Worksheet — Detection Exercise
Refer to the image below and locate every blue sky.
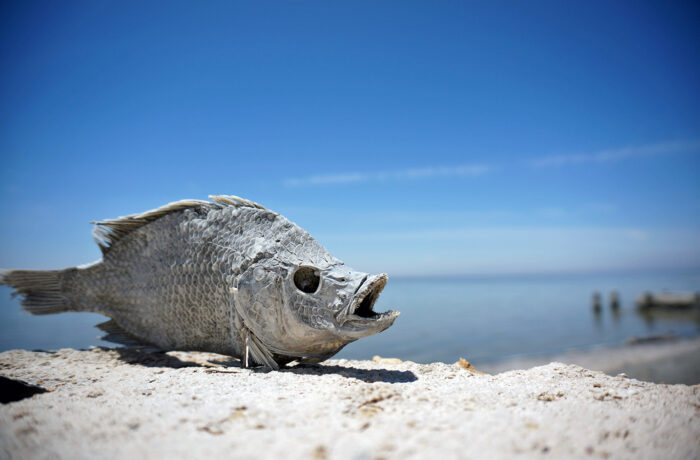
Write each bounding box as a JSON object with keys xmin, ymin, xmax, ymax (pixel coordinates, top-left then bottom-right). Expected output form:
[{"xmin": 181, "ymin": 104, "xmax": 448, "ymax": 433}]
[{"xmin": 1, "ymin": 1, "xmax": 699, "ymax": 276}]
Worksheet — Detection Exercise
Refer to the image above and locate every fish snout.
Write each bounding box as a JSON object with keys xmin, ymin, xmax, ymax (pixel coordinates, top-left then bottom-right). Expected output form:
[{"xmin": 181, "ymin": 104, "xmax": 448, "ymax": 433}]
[{"xmin": 337, "ymin": 273, "xmax": 399, "ymax": 337}]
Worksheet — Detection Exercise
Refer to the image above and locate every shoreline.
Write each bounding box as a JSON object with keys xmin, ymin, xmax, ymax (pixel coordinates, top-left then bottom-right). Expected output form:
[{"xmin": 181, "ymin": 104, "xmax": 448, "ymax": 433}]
[
  {"xmin": 2, "ymin": 332, "xmax": 699, "ymax": 385},
  {"xmin": 477, "ymin": 335, "xmax": 700, "ymax": 384}
]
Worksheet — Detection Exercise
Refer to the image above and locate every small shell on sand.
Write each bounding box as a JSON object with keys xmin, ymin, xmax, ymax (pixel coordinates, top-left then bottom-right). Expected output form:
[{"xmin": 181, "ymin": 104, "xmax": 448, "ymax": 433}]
[
  {"xmin": 372, "ymin": 355, "xmax": 403, "ymax": 365},
  {"xmin": 455, "ymin": 357, "xmax": 485, "ymax": 374}
]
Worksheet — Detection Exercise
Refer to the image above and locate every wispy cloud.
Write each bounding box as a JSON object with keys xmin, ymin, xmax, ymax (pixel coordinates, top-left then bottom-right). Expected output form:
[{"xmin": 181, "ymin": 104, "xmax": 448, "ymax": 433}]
[
  {"xmin": 534, "ymin": 203, "xmax": 617, "ymax": 219},
  {"xmin": 322, "ymin": 226, "xmax": 700, "ymax": 276},
  {"xmin": 283, "ymin": 164, "xmax": 491, "ymax": 187},
  {"xmin": 529, "ymin": 140, "xmax": 700, "ymax": 168},
  {"xmin": 282, "ymin": 140, "xmax": 700, "ymax": 187},
  {"xmin": 322, "ymin": 226, "xmax": 652, "ymax": 242}
]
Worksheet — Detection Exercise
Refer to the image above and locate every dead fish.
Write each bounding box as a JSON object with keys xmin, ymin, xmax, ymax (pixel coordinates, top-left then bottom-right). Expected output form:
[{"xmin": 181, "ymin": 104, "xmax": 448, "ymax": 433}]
[{"xmin": 0, "ymin": 195, "xmax": 400, "ymax": 369}]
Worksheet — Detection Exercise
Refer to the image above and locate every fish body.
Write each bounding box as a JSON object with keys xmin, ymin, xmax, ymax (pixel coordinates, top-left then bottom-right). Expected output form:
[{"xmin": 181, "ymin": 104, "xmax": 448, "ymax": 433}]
[{"xmin": 1, "ymin": 195, "xmax": 399, "ymax": 369}]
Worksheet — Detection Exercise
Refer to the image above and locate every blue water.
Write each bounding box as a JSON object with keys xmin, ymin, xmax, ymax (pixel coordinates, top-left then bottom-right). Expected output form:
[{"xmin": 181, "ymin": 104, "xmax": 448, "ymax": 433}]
[
  {"xmin": 338, "ymin": 270, "xmax": 700, "ymax": 364},
  {"xmin": 1, "ymin": 270, "xmax": 699, "ymax": 365}
]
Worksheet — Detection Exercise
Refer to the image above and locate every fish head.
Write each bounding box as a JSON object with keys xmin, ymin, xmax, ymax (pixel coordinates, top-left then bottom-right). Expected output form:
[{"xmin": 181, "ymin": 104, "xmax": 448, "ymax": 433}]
[
  {"xmin": 234, "ymin": 238, "xmax": 399, "ymax": 362},
  {"xmin": 284, "ymin": 263, "xmax": 401, "ymax": 341}
]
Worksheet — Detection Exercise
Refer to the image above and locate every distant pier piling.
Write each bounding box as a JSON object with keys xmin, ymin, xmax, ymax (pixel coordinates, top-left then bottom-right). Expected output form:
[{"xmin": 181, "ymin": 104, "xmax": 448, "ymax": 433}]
[
  {"xmin": 592, "ymin": 291, "xmax": 602, "ymax": 313},
  {"xmin": 610, "ymin": 290, "xmax": 620, "ymax": 310}
]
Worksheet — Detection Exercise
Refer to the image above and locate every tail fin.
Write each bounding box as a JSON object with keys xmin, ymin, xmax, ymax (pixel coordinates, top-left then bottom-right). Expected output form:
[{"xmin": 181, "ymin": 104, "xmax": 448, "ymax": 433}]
[{"xmin": 0, "ymin": 268, "xmax": 76, "ymax": 315}]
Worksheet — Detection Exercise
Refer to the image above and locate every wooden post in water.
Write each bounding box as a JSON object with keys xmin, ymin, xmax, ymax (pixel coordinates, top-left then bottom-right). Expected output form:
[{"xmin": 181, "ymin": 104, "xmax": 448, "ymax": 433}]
[
  {"xmin": 592, "ymin": 291, "xmax": 602, "ymax": 314},
  {"xmin": 610, "ymin": 290, "xmax": 620, "ymax": 311}
]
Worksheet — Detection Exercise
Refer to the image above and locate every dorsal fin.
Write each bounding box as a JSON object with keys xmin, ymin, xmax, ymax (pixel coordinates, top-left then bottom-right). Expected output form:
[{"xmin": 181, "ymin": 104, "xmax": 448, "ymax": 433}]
[
  {"xmin": 92, "ymin": 199, "xmax": 211, "ymax": 254},
  {"xmin": 92, "ymin": 195, "xmax": 269, "ymax": 254}
]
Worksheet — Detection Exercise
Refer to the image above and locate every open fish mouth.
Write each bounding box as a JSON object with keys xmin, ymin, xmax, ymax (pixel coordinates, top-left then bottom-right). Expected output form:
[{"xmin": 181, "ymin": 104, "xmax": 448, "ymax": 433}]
[{"xmin": 342, "ymin": 274, "xmax": 400, "ymax": 328}]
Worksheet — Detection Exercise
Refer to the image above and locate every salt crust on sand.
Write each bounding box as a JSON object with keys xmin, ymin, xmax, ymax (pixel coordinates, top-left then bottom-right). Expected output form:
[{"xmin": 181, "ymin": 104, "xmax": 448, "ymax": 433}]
[{"xmin": 1, "ymin": 347, "xmax": 698, "ymax": 460}]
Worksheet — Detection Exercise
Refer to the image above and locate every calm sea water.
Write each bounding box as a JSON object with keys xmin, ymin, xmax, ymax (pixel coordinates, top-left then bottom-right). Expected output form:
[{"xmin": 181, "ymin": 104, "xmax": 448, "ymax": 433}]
[{"xmin": 1, "ymin": 270, "xmax": 699, "ymax": 365}]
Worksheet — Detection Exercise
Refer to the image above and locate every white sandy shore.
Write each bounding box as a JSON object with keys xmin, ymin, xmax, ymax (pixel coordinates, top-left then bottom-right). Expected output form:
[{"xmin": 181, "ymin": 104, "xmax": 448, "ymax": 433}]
[{"xmin": 1, "ymin": 347, "xmax": 699, "ymax": 459}]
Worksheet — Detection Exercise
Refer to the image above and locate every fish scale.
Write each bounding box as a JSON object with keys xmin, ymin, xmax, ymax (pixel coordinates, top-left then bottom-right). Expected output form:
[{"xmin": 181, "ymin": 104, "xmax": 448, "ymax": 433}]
[{"xmin": 1, "ymin": 195, "xmax": 400, "ymax": 369}]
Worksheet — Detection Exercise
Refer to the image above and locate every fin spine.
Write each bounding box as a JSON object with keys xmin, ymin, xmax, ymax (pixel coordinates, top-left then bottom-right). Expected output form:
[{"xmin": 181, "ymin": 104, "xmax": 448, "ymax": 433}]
[{"xmin": 208, "ymin": 195, "xmax": 266, "ymax": 209}]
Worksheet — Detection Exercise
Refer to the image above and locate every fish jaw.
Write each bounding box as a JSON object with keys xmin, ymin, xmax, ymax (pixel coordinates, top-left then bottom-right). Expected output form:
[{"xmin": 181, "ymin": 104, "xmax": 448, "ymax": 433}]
[{"xmin": 336, "ymin": 273, "xmax": 400, "ymax": 339}]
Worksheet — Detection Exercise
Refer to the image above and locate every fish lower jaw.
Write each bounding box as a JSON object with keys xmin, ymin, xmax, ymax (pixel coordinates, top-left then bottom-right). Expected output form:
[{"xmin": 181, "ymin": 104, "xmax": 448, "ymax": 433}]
[
  {"xmin": 339, "ymin": 310, "xmax": 400, "ymax": 338},
  {"xmin": 346, "ymin": 309, "xmax": 400, "ymax": 323}
]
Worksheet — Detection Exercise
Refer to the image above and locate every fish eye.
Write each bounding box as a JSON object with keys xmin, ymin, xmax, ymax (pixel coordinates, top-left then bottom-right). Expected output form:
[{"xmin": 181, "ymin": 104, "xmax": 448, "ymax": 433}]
[{"xmin": 293, "ymin": 266, "xmax": 320, "ymax": 293}]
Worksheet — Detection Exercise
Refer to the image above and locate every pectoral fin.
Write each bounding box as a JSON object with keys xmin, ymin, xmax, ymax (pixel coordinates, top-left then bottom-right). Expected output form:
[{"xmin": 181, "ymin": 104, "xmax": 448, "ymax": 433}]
[
  {"xmin": 97, "ymin": 319, "xmax": 150, "ymax": 347},
  {"xmin": 245, "ymin": 329, "xmax": 279, "ymax": 370}
]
